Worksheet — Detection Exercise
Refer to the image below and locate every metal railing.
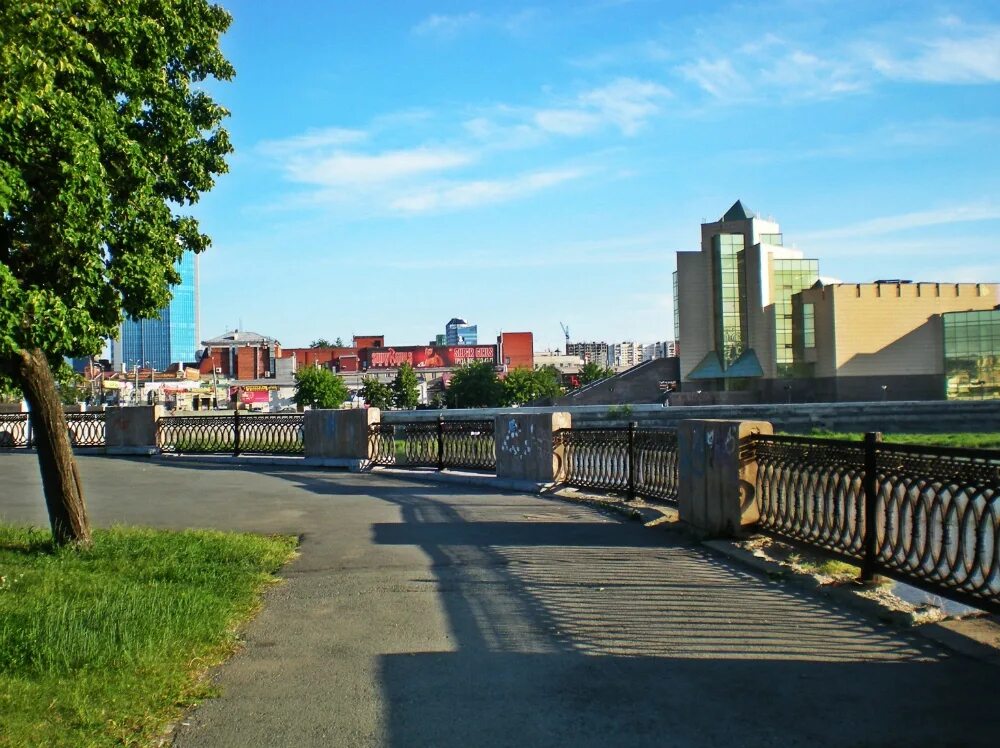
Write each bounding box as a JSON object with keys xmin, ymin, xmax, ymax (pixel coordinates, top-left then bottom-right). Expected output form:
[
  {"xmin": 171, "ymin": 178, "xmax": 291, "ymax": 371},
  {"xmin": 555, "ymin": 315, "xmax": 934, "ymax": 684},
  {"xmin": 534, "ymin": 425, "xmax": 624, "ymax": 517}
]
[
  {"xmin": 369, "ymin": 418, "xmax": 496, "ymax": 471},
  {"xmin": 0, "ymin": 412, "xmax": 106, "ymax": 448},
  {"xmin": 0, "ymin": 414, "xmax": 30, "ymax": 449},
  {"xmin": 554, "ymin": 424, "xmax": 679, "ymax": 503},
  {"xmin": 755, "ymin": 433, "xmax": 1000, "ymax": 613},
  {"xmin": 66, "ymin": 413, "xmax": 106, "ymax": 447},
  {"xmin": 158, "ymin": 412, "xmax": 304, "ymax": 455}
]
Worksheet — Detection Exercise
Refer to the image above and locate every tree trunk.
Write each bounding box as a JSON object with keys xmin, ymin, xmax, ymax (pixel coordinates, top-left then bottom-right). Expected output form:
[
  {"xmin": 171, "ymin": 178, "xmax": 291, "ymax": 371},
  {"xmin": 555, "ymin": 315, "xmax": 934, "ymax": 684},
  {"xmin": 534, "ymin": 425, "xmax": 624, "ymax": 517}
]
[{"xmin": 12, "ymin": 348, "xmax": 92, "ymax": 547}]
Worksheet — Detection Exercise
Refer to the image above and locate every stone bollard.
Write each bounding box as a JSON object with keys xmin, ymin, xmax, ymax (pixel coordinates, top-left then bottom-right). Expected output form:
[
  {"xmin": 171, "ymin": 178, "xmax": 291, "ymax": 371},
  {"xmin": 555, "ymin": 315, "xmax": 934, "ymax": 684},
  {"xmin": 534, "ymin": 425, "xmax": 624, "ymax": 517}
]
[
  {"xmin": 304, "ymin": 408, "xmax": 380, "ymax": 471},
  {"xmin": 494, "ymin": 411, "xmax": 571, "ymax": 487},
  {"xmin": 105, "ymin": 405, "xmax": 163, "ymax": 456},
  {"xmin": 677, "ymin": 419, "xmax": 773, "ymax": 537}
]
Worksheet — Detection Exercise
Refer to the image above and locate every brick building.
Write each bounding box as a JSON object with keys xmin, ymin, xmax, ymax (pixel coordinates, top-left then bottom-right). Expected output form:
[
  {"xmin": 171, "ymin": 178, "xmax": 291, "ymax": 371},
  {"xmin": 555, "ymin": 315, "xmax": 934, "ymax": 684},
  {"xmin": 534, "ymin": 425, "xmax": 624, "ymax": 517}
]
[{"xmin": 198, "ymin": 330, "xmax": 281, "ymax": 380}]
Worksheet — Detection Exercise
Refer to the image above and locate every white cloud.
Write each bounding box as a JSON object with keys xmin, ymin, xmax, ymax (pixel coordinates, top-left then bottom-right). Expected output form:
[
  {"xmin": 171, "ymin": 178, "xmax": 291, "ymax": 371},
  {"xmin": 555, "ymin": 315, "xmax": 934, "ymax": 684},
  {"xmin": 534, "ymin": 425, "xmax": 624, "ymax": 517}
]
[
  {"xmin": 578, "ymin": 78, "xmax": 671, "ymax": 134},
  {"xmin": 412, "ymin": 13, "xmax": 482, "ymax": 37},
  {"xmin": 678, "ymin": 58, "xmax": 746, "ymax": 100},
  {"xmin": 800, "ymin": 203, "xmax": 1000, "ymax": 242},
  {"xmin": 258, "ymin": 127, "xmax": 368, "ymax": 155},
  {"xmin": 868, "ymin": 26, "xmax": 1000, "ymax": 84},
  {"xmin": 534, "ymin": 108, "xmax": 604, "ymax": 136},
  {"xmin": 412, "ymin": 9, "xmax": 542, "ymax": 38},
  {"xmin": 283, "ymin": 147, "xmax": 474, "ymax": 187},
  {"xmin": 390, "ymin": 168, "xmax": 586, "ymax": 214}
]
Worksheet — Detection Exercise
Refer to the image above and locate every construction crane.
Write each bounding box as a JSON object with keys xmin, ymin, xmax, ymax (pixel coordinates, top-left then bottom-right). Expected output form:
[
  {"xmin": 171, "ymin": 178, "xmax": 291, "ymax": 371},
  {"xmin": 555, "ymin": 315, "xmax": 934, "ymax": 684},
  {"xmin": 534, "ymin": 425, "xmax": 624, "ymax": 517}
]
[{"xmin": 559, "ymin": 322, "xmax": 570, "ymax": 353}]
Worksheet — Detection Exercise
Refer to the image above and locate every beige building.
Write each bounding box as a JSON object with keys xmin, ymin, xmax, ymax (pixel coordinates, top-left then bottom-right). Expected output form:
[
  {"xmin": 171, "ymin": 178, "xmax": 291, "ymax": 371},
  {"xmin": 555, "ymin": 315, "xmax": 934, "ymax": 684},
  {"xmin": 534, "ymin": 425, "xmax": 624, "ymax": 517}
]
[
  {"xmin": 795, "ymin": 281, "xmax": 1000, "ymax": 401},
  {"xmin": 675, "ymin": 200, "xmax": 818, "ymax": 392}
]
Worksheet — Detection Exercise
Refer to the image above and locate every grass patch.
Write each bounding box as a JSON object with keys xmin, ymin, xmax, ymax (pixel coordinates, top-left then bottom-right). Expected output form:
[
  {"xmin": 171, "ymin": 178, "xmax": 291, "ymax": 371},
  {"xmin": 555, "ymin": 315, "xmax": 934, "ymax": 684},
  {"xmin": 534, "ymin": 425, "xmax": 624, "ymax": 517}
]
[
  {"xmin": 0, "ymin": 524, "xmax": 297, "ymax": 747},
  {"xmin": 794, "ymin": 430, "xmax": 1000, "ymax": 449}
]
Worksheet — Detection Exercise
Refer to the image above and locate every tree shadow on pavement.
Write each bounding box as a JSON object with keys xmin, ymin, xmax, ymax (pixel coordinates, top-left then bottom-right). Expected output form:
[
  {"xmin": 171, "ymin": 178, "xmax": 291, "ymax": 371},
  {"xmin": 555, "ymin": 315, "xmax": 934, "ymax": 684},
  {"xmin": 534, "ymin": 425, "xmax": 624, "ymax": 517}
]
[{"xmin": 370, "ymin": 489, "xmax": 999, "ymax": 748}]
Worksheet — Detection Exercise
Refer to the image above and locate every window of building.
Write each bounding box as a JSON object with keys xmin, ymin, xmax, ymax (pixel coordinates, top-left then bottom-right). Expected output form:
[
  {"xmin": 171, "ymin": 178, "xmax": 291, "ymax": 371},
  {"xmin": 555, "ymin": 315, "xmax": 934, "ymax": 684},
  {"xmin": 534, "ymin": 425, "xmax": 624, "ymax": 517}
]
[
  {"xmin": 772, "ymin": 259, "xmax": 818, "ymax": 377},
  {"xmin": 943, "ymin": 309, "xmax": 1000, "ymax": 400}
]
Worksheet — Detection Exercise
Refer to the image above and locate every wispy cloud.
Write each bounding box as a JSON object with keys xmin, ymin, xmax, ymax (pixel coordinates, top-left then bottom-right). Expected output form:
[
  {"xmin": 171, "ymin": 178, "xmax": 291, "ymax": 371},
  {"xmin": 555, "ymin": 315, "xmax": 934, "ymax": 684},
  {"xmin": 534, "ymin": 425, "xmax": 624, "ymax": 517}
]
[
  {"xmin": 867, "ymin": 23, "xmax": 1000, "ymax": 84},
  {"xmin": 390, "ymin": 168, "xmax": 586, "ymax": 214},
  {"xmin": 257, "ymin": 127, "xmax": 368, "ymax": 155},
  {"xmin": 283, "ymin": 147, "xmax": 474, "ymax": 187},
  {"xmin": 412, "ymin": 9, "xmax": 542, "ymax": 38},
  {"xmin": 801, "ymin": 202, "xmax": 1000, "ymax": 242}
]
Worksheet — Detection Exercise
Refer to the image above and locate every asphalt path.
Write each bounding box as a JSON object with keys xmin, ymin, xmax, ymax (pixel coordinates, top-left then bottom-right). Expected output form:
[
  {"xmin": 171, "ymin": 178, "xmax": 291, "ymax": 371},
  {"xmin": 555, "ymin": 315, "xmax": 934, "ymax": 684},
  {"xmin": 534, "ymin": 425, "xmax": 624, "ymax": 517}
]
[{"xmin": 2, "ymin": 453, "xmax": 997, "ymax": 747}]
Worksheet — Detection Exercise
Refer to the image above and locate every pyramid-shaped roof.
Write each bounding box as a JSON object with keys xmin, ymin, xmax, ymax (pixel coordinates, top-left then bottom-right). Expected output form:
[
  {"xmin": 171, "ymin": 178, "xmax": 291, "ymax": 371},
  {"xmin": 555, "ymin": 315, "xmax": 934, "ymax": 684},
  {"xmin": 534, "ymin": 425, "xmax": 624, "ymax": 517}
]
[{"xmin": 722, "ymin": 200, "xmax": 753, "ymax": 222}]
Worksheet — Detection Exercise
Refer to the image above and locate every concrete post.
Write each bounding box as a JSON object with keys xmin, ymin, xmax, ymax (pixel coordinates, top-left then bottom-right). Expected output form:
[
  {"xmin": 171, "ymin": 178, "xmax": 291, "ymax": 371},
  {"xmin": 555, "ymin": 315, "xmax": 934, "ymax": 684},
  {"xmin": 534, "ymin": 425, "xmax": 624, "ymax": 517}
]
[
  {"xmin": 677, "ymin": 419, "xmax": 773, "ymax": 537},
  {"xmin": 304, "ymin": 408, "xmax": 380, "ymax": 471},
  {"xmin": 105, "ymin": 405, "xmax": 163, "ymax": 456},
  {"xmin": 495, "ymin": 411, "xmax": 571, "ymax": 486}
]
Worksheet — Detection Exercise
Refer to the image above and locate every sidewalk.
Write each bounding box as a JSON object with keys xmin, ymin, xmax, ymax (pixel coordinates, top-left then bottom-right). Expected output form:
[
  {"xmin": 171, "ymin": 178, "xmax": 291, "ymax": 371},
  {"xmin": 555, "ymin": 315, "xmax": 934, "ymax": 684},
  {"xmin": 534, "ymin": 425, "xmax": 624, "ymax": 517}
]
[{"xmin": 2, "ymin": 454, "xmax": 997, "ymax": 746}]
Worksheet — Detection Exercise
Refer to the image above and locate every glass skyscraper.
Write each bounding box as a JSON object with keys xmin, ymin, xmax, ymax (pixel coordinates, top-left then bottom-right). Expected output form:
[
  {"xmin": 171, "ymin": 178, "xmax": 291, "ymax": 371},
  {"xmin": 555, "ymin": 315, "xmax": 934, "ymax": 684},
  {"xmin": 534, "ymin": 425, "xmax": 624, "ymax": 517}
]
[
  {"xmin": 112, "ymin": 252, "xmax": 199, "ymax": 372},
  {"xmin": 445, "ymin": 318, "xmax": 477, "ymax": 345}
]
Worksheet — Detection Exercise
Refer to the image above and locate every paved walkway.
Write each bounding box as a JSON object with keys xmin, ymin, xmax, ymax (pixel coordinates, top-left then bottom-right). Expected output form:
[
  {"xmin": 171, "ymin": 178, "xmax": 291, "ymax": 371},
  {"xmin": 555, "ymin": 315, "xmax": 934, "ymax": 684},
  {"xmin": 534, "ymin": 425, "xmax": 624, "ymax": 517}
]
[{"xmin": 2, "ymin": 453, "xmax": 998, "ymax": 746}]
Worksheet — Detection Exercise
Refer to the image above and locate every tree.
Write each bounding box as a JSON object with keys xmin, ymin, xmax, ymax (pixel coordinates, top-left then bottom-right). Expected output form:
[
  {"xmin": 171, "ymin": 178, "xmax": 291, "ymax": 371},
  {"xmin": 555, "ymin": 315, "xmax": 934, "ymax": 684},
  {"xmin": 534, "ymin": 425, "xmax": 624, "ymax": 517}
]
[
  {"xmin": 446, "ymin": 361, "xmax": 502, "ymax": 409},
  {"xmin": 579, "ymin": 361, "xmax": 616, "ymax": 385},
  {"xmin": 310, "ymin": 339, "xmax": 332, "ymax": 349},
  {"xmin": 334, "ymin": 336, "xmax": 345, "ymax": 347},
  {"xmin": 293, "ymin": 366, "xmax": 348, "ymax": 409},
  {"xmin": 502, "ymin": 366, "xmax": 564, "ymax": 406},
  {"xmin": 360, "ymin": 376, "xmax": 393, "ymax": 411},
  {"xmin": 392, "ymin": 363, "xmax": 420, "ymax": 409},
  {"xmin": 0, "ymin": 2, "xmax": 233, "ymax": 545}
]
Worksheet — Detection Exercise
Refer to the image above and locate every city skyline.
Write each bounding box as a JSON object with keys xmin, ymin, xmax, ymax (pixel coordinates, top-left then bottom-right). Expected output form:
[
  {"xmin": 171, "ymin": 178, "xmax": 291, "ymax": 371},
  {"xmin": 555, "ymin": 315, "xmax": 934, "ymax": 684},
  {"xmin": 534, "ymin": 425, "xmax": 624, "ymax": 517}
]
[{"xmin": 191, "ymin": 0, "xmax": 1000, "ymax": 351}]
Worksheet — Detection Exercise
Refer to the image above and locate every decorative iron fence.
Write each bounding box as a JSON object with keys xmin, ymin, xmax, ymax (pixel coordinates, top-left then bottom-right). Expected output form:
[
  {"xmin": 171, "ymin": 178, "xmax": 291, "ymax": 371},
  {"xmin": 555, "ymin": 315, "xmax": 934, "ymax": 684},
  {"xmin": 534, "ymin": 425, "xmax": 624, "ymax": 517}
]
[
  {"xmin": 368, "ymin": 419, "xmax": 496, "ymax": 471},
  {"xmin": 66, "ymin": 413, "xmax": 106, "ymax": 447},
  {"xmin": 0, "ymin": 414, "xmax": 30, "ymax": 449},
  {"xmin": 755, "ymin": 433, "xmax": 1000, "ymax": 614},
  {"xmin": 158, "ymin": 413, "xmax": 304, "ymax": 455},
  {"xmin": 554, "ymin": 424, "xmax": 679, "ymax": 503},
  {"xmin": 0, "ymin": 413, "xmax": 106, "ymax": 448}
]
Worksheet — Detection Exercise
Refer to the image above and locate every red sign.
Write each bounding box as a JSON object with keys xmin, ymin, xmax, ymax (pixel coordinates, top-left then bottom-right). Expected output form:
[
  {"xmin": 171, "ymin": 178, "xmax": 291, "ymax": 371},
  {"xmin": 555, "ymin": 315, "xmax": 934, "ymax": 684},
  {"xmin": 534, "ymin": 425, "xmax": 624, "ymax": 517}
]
[{"xmin": 365, "ymin": 345, "xmax": 496, "ymax": 369}]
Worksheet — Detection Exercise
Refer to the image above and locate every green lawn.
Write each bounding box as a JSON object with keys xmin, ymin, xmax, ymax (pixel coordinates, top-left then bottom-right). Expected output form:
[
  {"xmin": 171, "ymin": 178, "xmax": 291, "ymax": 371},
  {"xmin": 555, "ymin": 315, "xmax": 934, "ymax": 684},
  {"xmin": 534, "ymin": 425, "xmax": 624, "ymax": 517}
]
[
  {"xmin": 0, "ymin": 525, "xmax": 297, "ymax": 747},
  {"xmin": 796, "ymin": 430, "xmax": 1000, "ymax": 449}
]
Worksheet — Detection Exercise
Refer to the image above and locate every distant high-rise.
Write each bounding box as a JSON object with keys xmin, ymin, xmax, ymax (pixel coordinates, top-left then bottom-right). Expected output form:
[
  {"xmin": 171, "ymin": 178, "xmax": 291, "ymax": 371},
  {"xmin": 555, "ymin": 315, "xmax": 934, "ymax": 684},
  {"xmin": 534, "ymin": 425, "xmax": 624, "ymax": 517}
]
[
  {"xmin": 111, "ymin": 252, "xmax": 199, "ymax": 371},
  {"xmin": 445, "ymin": 317, "xmax": 477, "ymax": 345}
]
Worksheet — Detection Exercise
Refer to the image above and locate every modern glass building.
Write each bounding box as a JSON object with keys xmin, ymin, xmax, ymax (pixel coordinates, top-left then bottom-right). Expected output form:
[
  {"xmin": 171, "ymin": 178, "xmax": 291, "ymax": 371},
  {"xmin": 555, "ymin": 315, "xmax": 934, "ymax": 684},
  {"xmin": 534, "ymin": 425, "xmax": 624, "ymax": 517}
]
[
  {"xmin": 773, "ymin": 258, "xmax": 819, "ymax": 377},
  {"xmin": 943, "ymin": 309, "xmax": 1000, "ymax": 400},
  {"xmin": 676, "ymin": 201, "xmax": 819, "ymax": 390},
  {"xmin": 445, "ymin": 317, "xmax": 477, "ymax": 345},
  {"xmin": 111, "ymin": 252, "xmax": 199, "ymax": 372}
]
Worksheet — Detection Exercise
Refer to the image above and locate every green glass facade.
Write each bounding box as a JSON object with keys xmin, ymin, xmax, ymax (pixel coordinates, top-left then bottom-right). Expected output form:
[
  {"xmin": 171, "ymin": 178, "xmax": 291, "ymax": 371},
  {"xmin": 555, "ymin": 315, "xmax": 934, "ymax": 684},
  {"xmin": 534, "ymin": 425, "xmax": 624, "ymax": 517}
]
[
  {"xmin": 943, "ymin": 309, "xmax": 1000, "ymax": 400},
  {"xmin": 772, "ymin": 259, "xmax": 818, "ymax": 377},
  {"xmin": 712, "ymin": 233, "xmax": 747, "ymax": 367}
]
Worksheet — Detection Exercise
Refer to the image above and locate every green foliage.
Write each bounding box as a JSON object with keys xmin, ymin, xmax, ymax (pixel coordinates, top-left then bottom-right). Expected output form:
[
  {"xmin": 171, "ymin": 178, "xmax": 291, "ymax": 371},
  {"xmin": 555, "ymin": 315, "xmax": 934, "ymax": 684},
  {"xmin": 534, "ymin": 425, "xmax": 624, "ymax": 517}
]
[
  {"xmin": 0, "ymin": 1, "xmax": 234, "ymax": 365},
  {"xmin": 446, "ymin": 361, "xmax": 503, "ymax": 409},
  {"xmin": 293, "ymin": 366, "xmax": 348, "ymax": 409},
  {"xmin": 579, "ymin": 361, "xmax": 616, "ymax": 385},
  {"xmin": 309, "ymin": 339, "xmax": 331, "ymax": 348},
  {"xmin": 334, "ymin": 336, "xmax": 345, "ymax": 347},
  {"xmin": 360, "ymin": 375, "xmax": 393, "ymax": 410},
  {"xmin": 55, "ymin": 369, "xmax": 88, "ymax": 406},
  {"xmin": 392, "ymin": 362, "xmax": 420, "ymax": 409},
  {"xmin": 0, "ymin": 523, "xmax": 296, "ymax": 747},
  {"xmin": 502, "ymin": 366, "xmax": 564, "ymax": 406}
]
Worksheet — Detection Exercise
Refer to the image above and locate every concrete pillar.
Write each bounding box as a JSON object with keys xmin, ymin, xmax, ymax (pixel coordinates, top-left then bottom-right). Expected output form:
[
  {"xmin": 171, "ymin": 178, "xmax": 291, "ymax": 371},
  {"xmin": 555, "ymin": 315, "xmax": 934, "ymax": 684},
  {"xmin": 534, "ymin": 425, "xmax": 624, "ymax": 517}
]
[
  {"xmin": 105, "ymin": 405, "xmax": 162, "ymax": 456},
  {"xmin": 677, "ymin": 419, "xmax": 773, "ymax": 537},
  {"xmin": 495, "ymin": 412, "xmax": 571, "ymax": 485},
  {"xmin": 304, "ymin": 408, "xmax": 380, "ymax": 470}
]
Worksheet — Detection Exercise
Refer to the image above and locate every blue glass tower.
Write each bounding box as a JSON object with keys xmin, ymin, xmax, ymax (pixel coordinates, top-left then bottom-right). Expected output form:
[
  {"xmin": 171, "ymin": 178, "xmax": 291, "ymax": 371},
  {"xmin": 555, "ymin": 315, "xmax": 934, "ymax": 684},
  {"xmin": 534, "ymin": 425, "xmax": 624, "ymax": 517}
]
[
  {"xmin": 445, "ymin": 317, "xmax": 477, "ymax": 345},
  {"xmin": 112, "ymin": 253, "xmax": 200, "ymax": 372}
]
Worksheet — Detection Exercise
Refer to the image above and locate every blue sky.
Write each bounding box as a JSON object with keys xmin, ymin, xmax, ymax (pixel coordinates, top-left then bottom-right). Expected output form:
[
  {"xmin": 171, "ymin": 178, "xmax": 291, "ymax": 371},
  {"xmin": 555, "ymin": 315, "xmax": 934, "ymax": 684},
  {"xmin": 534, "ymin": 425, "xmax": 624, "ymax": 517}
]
[{"xmin": 192, "ymin": 0, "xmax": 1000, "ymax": 351}]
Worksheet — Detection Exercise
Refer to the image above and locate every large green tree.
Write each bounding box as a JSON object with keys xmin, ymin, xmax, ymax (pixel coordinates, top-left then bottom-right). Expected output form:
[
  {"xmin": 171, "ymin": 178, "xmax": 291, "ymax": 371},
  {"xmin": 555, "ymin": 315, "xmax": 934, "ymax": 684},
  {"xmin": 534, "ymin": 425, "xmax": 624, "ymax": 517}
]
[
  {"xmin": 0, "ymin": 1, "xmax": 233, "ymax": 545},
  {"xmin": 392, "ymin": 362, "xmax": 419, "ymax": 409},
  {"xmin": 502, "ymin": 365, "xmax": 564, "ymax": 406},
  {"xmin": 293, "ymin": 366, "xmax": 349, "ymax": 409},
  {"xmin": 578, "ymin": 361, "xmax": 616, "ymax": 385},
  {"xmin": 445, "ymin": 361, "xmax": 502, "ymax": 409},
  {"xmin": 360, "ymin": 375, "xmax": 393, "ymax": 411}
]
